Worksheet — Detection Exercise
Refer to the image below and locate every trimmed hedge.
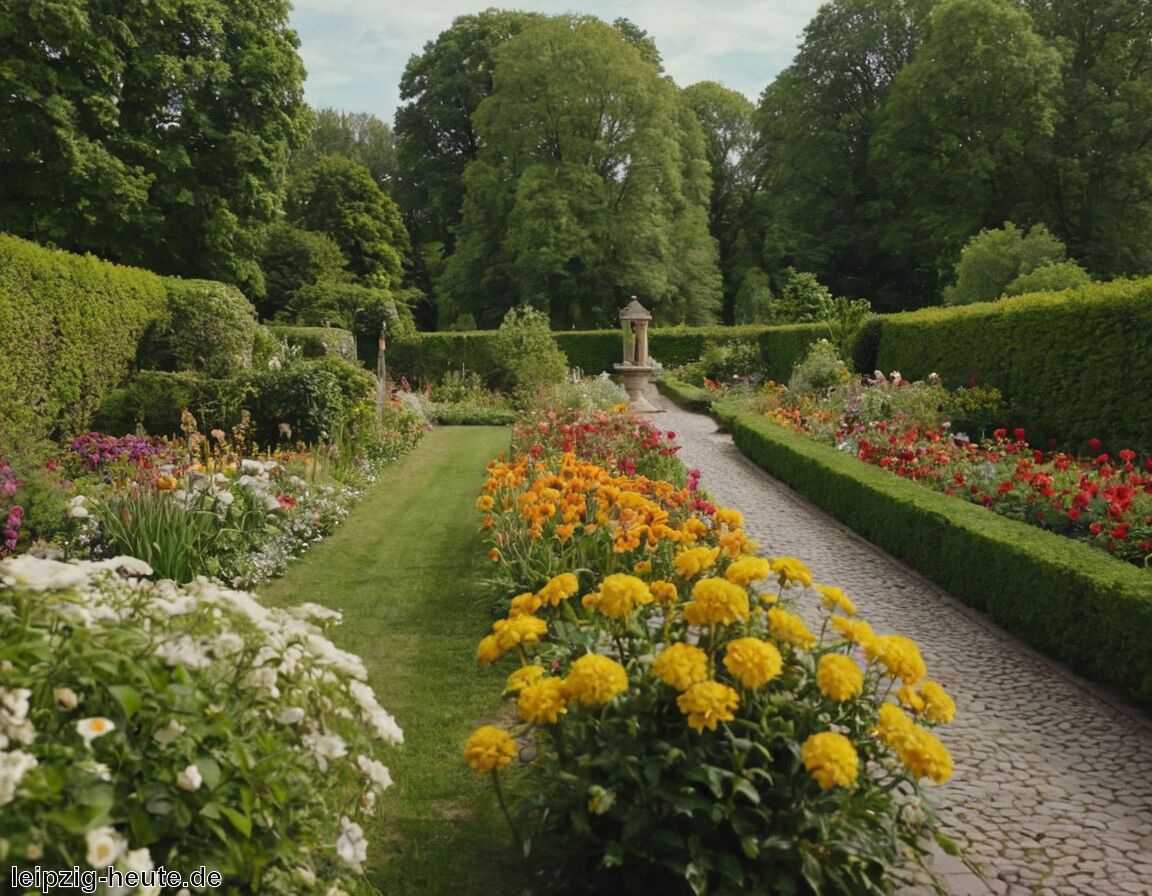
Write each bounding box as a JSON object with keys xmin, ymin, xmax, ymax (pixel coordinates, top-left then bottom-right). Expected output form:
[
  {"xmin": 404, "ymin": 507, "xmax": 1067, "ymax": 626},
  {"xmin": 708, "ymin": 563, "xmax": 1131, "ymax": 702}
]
[
  {"xmin": 0, "ymin": 234, "xmax": 168, "ymax": 446},
  {"xmin": 389, "ymin": 324, "xmax": 830, "ymax": 387},
  {"xmin": 710, "ymin": 402, "xmax": 1152, "ymax": 709},
  {"xmin": 268, "ymin": 325, "xmax": 358, "ymax": 363},
  {"xmin": 654, "ymin": 377, "xmax": 714, "ymax": 412},
  {"xmin": 874, "ymin": 278, "xmax": 1152, "ymax": 453}
]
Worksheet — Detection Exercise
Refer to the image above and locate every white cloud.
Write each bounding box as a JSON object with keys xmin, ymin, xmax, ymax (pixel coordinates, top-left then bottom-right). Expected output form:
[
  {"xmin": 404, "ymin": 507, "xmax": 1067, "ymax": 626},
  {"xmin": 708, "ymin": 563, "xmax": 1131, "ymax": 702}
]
[{"xmin": 289, "ymin": 0, "xmax": 824, "ymax": 121}]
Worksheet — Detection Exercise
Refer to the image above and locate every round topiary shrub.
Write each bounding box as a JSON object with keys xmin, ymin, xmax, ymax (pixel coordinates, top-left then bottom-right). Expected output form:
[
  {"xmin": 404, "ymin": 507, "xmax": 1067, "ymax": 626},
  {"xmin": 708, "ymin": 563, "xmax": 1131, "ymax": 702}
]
[{"xmin": 139, "ymin": 279, "xmax": 261, "ymax": 378}]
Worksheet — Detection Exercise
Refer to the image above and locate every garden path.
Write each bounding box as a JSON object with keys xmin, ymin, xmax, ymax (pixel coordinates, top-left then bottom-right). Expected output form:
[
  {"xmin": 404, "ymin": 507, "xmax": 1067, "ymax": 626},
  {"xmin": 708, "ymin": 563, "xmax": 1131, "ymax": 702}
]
[{"xmin": 656, "ymin": 397, "xmax": 1152, "ymax": 896}]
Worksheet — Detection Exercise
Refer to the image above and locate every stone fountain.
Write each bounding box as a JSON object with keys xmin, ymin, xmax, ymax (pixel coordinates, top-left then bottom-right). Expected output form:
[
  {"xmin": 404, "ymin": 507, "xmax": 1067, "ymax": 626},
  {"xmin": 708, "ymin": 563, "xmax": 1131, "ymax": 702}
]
[{"xmin": 614, "ymin": 297, "xmax": 662, "ymax": 413}]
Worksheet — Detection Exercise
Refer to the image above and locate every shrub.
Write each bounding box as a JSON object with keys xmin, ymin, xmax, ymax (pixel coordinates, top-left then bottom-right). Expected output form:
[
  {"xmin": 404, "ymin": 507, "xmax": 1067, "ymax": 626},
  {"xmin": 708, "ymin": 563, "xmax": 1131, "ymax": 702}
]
[
  {"xmin": 1003, "ymin": 260, "xmax": 1091, "ymax": 297},
  {"xmin": 0, "ymin": 556, "xmax": 401, "ymax": 894},
  {"xmin": 138, "ymin": 279, "xmax": 261, "ymax": 378},
  {"xmin": 492, "ymin": 306, "xmax": 569, "ymax": 405},
  {"xmin": 248, "ymin": 361, "xmax": 352, "ymax": 445},
  {"xmin": 92, "ymin": 372, "xmax": 254, "ymax": 438},
  {"xmin": 788, "ymin": 339, "xmax": 853, "ymax": 395},
  {"xmin": 942, "ymin": 222, "xmax": 1073, "ymax": 306},
  {"xmin": 268, "ymin": 326, "xmax": 358, "ymax": 362}
]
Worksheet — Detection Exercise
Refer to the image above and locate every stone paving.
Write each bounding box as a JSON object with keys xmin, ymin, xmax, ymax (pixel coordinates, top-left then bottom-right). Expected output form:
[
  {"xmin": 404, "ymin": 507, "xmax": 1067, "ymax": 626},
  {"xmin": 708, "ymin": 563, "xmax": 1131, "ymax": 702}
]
[{"xmin": 656, "ymin": 396, "xmax": 1152, "ymax": 896}]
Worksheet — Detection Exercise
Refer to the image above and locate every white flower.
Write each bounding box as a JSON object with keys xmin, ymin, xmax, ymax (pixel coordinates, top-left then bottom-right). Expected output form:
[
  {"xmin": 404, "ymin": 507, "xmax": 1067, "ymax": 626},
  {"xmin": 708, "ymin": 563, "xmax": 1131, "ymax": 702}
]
[
  {"xmin": 79, "ymin": 760, "xmax": 112, "ymax": 781},
  {"xmin": 67, "ymin": 503, "xmax": 90, "ymax": 518},
  {"xmin": 303, "ymin": 731, "xmax": 347, "ymax": 771},
  {"xmin": 84, "ymin": 825, "xmax": 125, "ymax": 868},
  {"xmin": 53, "ymin": 687, "xmax": 79, "ymax": 710},
  {"xmin": 25, "ymin": 842, "xmax": 43, "ymax": 860},
  {"xmin": 123, "ymin": 846, "xmax": 154, "ymax": 873},
  {"xmin": 91, "ymin": 555, "xmax": 155, "ymax": 577},
  {"xmin": 214, "ymin": 489, "xmax": 235, "ymax": 507},
  {"xmin": 335, "ymin": 815, "xmax": 367, "ymax": 871},
  {"xmin": 76, "ymin": 717, "xmax": 115, "ymax": 748},
  {"xmin": 367, "ymin": 707, "xmax": 404, "ymax": 746},
  {"xmin": 356, "ymin": 755, "xmax": 393, "ymax": 791},
  {"xmin": 246, "ymin": 666, "xmax": 280, "ymax": 698},
  {"xmin": 176, "ymin": 764, "xmax": 203, "ymax": 792},
  {"xmin": 213, "ymin": 632, "xmax": 245, "ymax": 657},
  {"xmin": 287, "ymin": 602, "xmax": 343, "ymax": 623},
  {"xmin": 154, "ymin": 635, "xmax": 211, "ymax": 670},
  {"xmin": 278, "ymin": 706, "xmax": 306, "ymax": 725},
  {"xmin": 153, "ymin": 719, "xmax": 186, "ymax": 747},
  {"xmin": 295, "ymin": 867, "xmax": 317, "ymax": 885},
  {"xmin": 0, "ymin": 749, "xmax": 38, "ymax": 805},
  {"xmin": 0, "ymin": 556, "xmax": 89, "ymax": 591}
]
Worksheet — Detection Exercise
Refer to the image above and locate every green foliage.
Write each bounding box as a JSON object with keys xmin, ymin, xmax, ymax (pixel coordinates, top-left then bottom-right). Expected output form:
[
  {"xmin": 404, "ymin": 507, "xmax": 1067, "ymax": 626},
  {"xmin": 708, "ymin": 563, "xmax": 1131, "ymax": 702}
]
[
  {"xmin": 773, "ymin": 268, "xmax": 834, "ymax": 323},
  {"xmin": 492, "ymin": 307, "xmax": 569, "ymax": 405},
  {"xmin": 293, "ymin": 108, "xmax": 397, "ymax": 187},
  {"xmin": 1003, "ymin": 260, "xmax": 1091, "ymax": 297},
  {"xmin": 139, "ymin": 280, "xmax": 261, "ymax": 379},
  {"xmin": 249, "ymin": 359, "xmax": 367, "ymax": 445},
  {"xmin": 0, "ymin": 0, "xmax": 308, "ymax": 295},
  {"xmin": 0, "ymin": 235, "xmax": 168, "ymax": 445},
  {"xmin": 676, "ymin": 341, "xmax": 764, "ymax": 386},
  {"xmin": 93, "ymin": 372, "xmax": 214, "ymax": 437},
  {"xmin": 258, "ymin": 223, "xmax": 350, "ymax": 320},
  {"xmin": 788, "ymin": 339, "xmax": 854, "ymax": 395},
  {"xmin": 713, "ymin": 405, "xmax": 1152, "ymax": 707},
  {"xmin": 824, "ymin": 296, "xmax": 874, "ymax": 363},
  {"xmin": 943, "ymin": 222, "xmax": 1073, "ymax": 305},
  {"xmin": 441, "ymin": 15, "xmax": 721, "ymax": 329},
  {"xmin": 269, "ymin": 326, "xmax": 358, "ymax": 362},
  {"xmin": 874, "ymin": 277, "xmax": 1152, "ymax": 453},
  {"xmin": 286, "ymin": 155, "xmax": 410, "ymax": 287},
  {"xmin": 732, "ymin": 268, "xmax": 774, "ymax": 324}
]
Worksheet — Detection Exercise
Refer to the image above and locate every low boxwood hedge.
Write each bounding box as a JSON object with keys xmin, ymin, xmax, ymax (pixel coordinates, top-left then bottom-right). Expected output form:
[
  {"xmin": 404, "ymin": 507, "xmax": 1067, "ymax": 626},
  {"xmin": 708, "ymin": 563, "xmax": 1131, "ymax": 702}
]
[
  {"xmin": 654, "ymin": 377, "xmax": 714, "ymax": 412},
  {"xmin": 707, "ymin": 402, "xmax": 1152, "ymax": 709}
]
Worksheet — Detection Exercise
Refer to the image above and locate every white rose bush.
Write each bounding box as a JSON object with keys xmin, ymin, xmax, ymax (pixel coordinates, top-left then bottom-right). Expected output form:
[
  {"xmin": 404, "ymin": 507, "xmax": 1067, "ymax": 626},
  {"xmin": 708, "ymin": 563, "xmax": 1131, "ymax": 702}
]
[{"xmin": 0, "ymin": 555, "xmax": 401, "ymax": 894}]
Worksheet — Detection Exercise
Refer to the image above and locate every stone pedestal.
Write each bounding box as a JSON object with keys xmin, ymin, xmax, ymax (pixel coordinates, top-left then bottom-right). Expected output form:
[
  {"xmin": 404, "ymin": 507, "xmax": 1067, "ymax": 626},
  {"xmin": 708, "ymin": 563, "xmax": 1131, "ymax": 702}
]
[{"xmin": 615, "ymin": 363, "xmax": 661, "ymax": 413}]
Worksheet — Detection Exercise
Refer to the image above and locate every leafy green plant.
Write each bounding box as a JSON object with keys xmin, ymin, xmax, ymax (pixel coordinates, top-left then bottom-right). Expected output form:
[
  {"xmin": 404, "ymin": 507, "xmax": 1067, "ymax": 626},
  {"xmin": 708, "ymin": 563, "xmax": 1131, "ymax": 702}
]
[
  {"xmin": 492, "ymin": 306, "xmax": 569, "ymax": 406},
  {"xmin": 787, "ymin": 339, "xmax": 852, "ymax": 395}
]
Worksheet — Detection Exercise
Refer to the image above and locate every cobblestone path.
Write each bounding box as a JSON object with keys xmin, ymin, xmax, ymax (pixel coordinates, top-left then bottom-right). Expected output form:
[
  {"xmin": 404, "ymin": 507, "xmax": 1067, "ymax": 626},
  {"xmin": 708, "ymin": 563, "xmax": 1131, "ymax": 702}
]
[{"xmin": 659, "ymin": 398, "xmax": 1152, "ymax": 896}]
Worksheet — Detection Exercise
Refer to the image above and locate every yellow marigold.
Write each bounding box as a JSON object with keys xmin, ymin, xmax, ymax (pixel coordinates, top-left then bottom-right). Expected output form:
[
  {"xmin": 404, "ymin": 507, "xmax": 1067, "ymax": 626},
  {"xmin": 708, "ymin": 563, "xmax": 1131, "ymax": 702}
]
[
  {"xmin": 508, "ymin": 591, "xmax": 544, "ymax": 618},
  {"xmin": 506, "ymin": 665, "xmax": 546, "ymax": 693},
  {"xmin": 683, "ymin": 578, "xmax": 750, "ymax": 626},
  {"xmin": 723, "ymin": 637, "xmax": 783, "ymax": 689},
  {"xmin": 816, "ymin": 654, "xmax": 864, "ymax": 702},
  {"xmin": 800, "ymin": 731, "xmax": 859, "ymax": 790},
  {"xmin": 724, "ymin": 555, "xmax": 771, "ymax": 586},
  {"xmin": 918, "ymin": 681, "xmax": 957, "ymax": 724},
  {"xmin": 517, "ymin": 677, "xmax": 568, "ymax": 725},
  {"xmin": 831, "ymin": 615, "xmax": 875, "ymax": 647},
  {"xmin": 816, "ymin": 585, "xmax": 857, "ymax": 616},
  {"xmin": 897, "ymin": 684, "xmax": 925, "ymax": 713},
  {"xmin": 537, "ymin": 572, "xmax": 579, "ymax": 606},
  {"xmin": 476, "ymin": 635, "xmax": 504, "ymax": 666},
  {"xmin": 155, "ymin": 474, "xmax": 179, "ymax": 491},
  {"xmin": 564, "ymin": 654, "xmax": 629, "ymax": 706},
  {"xmin": 475, "ymin": 494, "xmax": 495, "ymax": 512},
  {"xmin": 633, "ymin": 560, "xmax": 651, "ymax": 574},
  {"xmin": 493, "ymin": 615, "xmax": 549, "ymax": 652},
  {"xmin": 875, "ymin": 702, "xmax": 915, "ymax": 747},
  {"xmin": 650, "ymin": 580, "xmax": 678, "ymax": 605},
  {"xmin": 767, "ymin": 607, "xmax": 817, "ymax": 650},
  {"xmin": 770, "ymin": 556, "xmax": 813, "ymax": 589},
  {"xmin": 679, "ymin": 518, "xmax": 709, "ymax": 543},
  {"xmin": 713, "ymin": 507, "xmax": 744, "ymax": 529},
  {"xmin": 676, "ymin": 680, "xmax": 740, "ymax": 732},
  {"xmin": 652, "ymin": 643, "xmax": 709, "ymax": 691},
  {"xmin": 674, "ymin": 545, "xmax": 721, "ymax": 579},
  {"xmin": 594, "ymin": 573, "xmax": 653, "ymax": 620},
  {"xmin": 866, "ymin": 635, "xmax": 927, "ymax": 684},
  {"xmin": 463, "ymin": 725, "xmax": 516, "ymax": 774},
  {"xmin": 895, "ymin": 726, "xmax": 953, "ymax": 784}
]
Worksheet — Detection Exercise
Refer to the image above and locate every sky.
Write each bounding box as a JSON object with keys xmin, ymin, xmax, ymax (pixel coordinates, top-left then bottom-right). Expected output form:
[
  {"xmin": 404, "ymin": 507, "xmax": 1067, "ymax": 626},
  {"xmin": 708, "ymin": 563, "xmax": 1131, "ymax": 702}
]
[{"xmin": 287, "ymin": 0, "xmax": 827, "ymax": 125}]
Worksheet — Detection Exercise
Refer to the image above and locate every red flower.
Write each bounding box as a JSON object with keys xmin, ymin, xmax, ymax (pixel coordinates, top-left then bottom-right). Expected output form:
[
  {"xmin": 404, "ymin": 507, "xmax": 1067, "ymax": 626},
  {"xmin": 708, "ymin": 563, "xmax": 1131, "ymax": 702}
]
[
  {"xmin": 1014, "ymin": 428, "xmax": 1026, "ymax": 441},
  {"xmin": 1112, "ymin": 523, "xmax": 1130, "ymax": 540},
  {"xmin": 1089, "ymin": 522, "xmax": 1103, "ymax": 536},
  {"xmin": 993, "ymin": 428, "xmax": 1007, "ymax": 441},
  {"xmin": 1088, "ymin": 437, "xmax": 1102, "ymax": 452}
]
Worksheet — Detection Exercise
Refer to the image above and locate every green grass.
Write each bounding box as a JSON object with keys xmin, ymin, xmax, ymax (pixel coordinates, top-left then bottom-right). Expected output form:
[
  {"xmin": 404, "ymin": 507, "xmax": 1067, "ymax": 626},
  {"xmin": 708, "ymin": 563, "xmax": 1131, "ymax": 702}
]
[{"xmin": 259, "ymin": 426, "xmax": 532, "ymax": 895}]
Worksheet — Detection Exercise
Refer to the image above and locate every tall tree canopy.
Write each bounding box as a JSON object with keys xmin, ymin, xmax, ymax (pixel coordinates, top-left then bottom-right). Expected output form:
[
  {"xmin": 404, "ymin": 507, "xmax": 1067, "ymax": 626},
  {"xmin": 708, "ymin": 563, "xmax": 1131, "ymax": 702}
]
[
  {"xmin": 439, "ymin": 15, "xmax": 721, "ymax": 330},
  {"xmin": 292, "ymin": 108, "xmax": 396, "ymax": 187},
  {"xmin": 870, "ymin": 0, "xmax": 1064, "ymax": 288},
  {"xmin": 0, "ymin": 0, "xmax": 307, "ymax": 295}
]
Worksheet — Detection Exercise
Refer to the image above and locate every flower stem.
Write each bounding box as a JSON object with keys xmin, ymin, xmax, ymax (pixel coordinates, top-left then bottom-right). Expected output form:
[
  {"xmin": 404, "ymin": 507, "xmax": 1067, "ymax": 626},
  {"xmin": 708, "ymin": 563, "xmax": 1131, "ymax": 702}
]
[{"xmin": 491, "ymin": 769, "xmax": 526, "ymax": 858}]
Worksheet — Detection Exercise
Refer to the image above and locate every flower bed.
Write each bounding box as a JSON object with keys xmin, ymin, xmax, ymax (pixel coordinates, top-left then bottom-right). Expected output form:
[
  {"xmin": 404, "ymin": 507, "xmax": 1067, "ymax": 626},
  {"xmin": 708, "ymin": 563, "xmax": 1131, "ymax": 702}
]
[
  {"xmin": 0, "ymin": 555, "xmax": 400, "ymax": 894},
  {"xmin": 465, "ymin": 405, "xmax": 956, "ymax": 895},
  {"xmin": 751, "ymin": 372, "xmax": 1152, "ymax": 570}
]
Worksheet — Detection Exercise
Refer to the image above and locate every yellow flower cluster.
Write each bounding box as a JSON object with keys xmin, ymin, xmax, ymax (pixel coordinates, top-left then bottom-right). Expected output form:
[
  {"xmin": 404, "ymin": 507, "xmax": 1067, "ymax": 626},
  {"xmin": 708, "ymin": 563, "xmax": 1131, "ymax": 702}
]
[
  {"xmin": 584, "ymin": 573, "xmax": 652, "ymax": 620},
  {"xmin": 463, "ymin": 725, "xmax": 517, "ymax": 774},
  {"xmin": 652, "ymin": 643, "xmax": 710, "ymax": 691},
  {"xmin": 683, "ymin": 578, "xmax": 750, "ymax": 626},
  {"xmin": 801, "ymin": 731, "xmax": 859, "ymax": 789},
  {"xmin": 767, "ymin": 607, "xmax": 817, "ymax": 650},
  {"xmin": 723, "ymin": 638, "xmax": 783, "ymax": 689},
  {"xmin": 724, "ymin": 555, "xmax": 771, "ymax": 587},
  {"xmin": 770, "ymin": 556, "xmax": 813, "ymax": 589},
  {"xmin": 874, "ymin": 702, "xmax": 953, "ymax": 784},
  {"xmin": 677, "ymin": 680, "xmax": 741, "ymax": 731},
  {"xmin": 866, "ymin": 635, "xmax": 927, "ymax": 684},
  {"xmin": 674, "ymin": 545, "xmax": 720, "ymax": 579},
  {"xmin": 518, "ymin": 677, "xmax": 568, "ymax": 724},
  {"xmin": 563, "ymin": 653, "xmax": 629, "ymax": 706},
  {"xmin": 815, "ymin": 653, "xmax": 864, "ymax": 702},
  {"xmin": 898, "ymin": 680, "xmax": 957, "ymax": 724},
  {"xmin": 816, "ymin": 585, "xmax": 856, "ymax": 616}
]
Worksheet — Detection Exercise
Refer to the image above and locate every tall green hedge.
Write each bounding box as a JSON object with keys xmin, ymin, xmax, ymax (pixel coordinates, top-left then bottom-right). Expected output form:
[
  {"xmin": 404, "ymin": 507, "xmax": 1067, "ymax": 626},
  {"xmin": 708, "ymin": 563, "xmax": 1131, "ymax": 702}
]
[
  {"xmin": 711, "ymin": 404, "xmax": 1152, "ymax": 708},
  {"xmin": 874, "ymin": 278, "xmax": 1152, "ymax": 452},
  {"xmin": 268, "ymin": 326, "xmax": 358, "ymax": 363},
  {"xmin": 0, "ymin": 235, "xmax": 168, "ymax": 445}
]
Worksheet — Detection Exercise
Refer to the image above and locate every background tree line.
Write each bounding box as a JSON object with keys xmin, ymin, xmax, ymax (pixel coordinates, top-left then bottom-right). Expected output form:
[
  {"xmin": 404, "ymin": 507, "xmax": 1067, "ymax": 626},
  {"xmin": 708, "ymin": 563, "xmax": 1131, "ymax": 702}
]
[{"xmin": 2, "ymin": 0, "xmax": 1149, "ymax": 335}]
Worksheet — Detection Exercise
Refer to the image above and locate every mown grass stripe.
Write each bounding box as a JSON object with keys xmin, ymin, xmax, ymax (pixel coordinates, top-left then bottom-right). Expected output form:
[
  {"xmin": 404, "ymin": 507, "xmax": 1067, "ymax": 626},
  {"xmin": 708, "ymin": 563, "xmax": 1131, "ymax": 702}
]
[{"xmin": 260, "ymin": 426, "xmax": 529, "ymax": 895}]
